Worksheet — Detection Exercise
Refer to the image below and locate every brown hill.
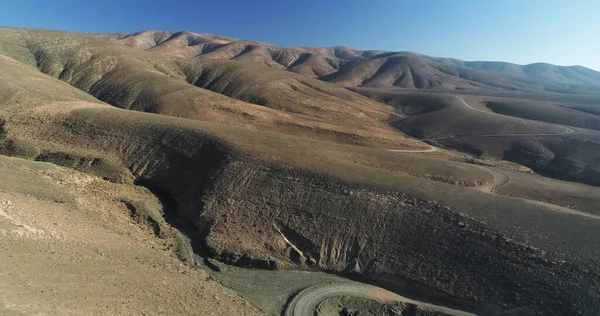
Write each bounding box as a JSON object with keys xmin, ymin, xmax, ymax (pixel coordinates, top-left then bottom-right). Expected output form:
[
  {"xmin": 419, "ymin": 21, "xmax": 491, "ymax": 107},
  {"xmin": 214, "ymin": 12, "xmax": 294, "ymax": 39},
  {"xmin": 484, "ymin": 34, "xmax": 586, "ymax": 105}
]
[
  {"xmin": 0, "ymin": 155, "xmax": 263, "ymax": 316},
  {"xmin": 354, "ymin": 87, "xmax": 600, "ymax": 186},
  {"xmin": 99, "ymin": 30, "xmax": 600, "ymax": 93},
  {"xmin": 452, "ymin": 60, "xmax": 600, "ymax": 87},
  {"xmin": 2, "ymin": 27, "xmax": 600, "ymax": 315},
  {"xmin": 0, "ymin": 27, "xmax": 418, "ymax": 149},
  {"xmin": 99, "ymin": 30, "xmax": 385, "ymax": 78},
  {"xmin": 3, "ymin": 66, "xmax": 600, "ymax": 314},
  {"xmin": 322, "ymin": 52, "xmax": 526, "ymax": 90}
]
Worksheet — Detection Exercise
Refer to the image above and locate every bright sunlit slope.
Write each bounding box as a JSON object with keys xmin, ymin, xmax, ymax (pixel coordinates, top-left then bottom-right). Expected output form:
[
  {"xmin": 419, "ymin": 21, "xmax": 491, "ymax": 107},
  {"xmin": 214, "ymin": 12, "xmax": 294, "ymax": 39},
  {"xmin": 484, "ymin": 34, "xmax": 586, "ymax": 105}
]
[{"xmin": 101, "ymin": 30, "xmax": 600, "ymax": 93}]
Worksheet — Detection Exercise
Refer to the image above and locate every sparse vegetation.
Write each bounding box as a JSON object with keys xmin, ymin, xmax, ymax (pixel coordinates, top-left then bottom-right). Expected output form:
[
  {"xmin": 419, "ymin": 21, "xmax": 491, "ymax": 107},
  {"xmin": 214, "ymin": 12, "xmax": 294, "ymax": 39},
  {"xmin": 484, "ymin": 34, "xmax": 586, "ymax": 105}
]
[{"xmin": 1, "ymin": 27, "xmax": 600, "ymax": 315}]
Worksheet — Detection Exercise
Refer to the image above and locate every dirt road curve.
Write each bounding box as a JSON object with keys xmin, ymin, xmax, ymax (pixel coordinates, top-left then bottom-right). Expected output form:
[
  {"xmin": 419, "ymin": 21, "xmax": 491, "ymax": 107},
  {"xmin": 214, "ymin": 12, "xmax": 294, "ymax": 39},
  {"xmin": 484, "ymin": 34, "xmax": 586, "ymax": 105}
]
[
  {"xmin": 285, "ymin": 283, "xmax": 476, "ymax": 316},
  {"xmin": 471, "ymin": 165, "xmax": 600, "ymax": 220},
  {"xmin": 452, "ymin": 98, "xmax": 600, "ymax": 220},
  {"xmin": 286, "ymin": 97, "xmax": 598, "ymax": 316},
  {"xmin": 388, "ymin": 145, "xmax": 437, "ymax": 153},
  {"xmin": 387, "ymin": 145, "xmax": 599, "ymax": 221},
  {"xmin": 389, "ymin": 97, "xmax": 600, "ymax": 222},
  {"xmin": 471, "ymin": 165, "xmax": 511, "ymax": 193},
  {"xmin": 422, "ymin": 97, "xmax": 577, "ymax": 141},
  {"xmin": 456, "ymin": 96, "xmax": 577, "ymax": 135}
]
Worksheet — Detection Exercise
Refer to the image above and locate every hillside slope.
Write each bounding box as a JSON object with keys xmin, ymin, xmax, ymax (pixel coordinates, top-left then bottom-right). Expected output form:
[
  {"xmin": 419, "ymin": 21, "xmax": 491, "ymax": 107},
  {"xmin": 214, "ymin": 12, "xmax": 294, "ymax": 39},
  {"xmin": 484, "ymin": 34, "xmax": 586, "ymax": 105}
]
[
  {"xmin": 1, "ymin": 34, "xmax": 600, "ymax": 314},
  {"xmin": 355, "ymin": 87, "xmax": 600, "ymax": 186},
  {"xmin": 450, "ymin": 59, "xmax": 600, "ymax": 87},
  {"xmin": 2, "ymin": 27, "xmax": 600, "ymax": 315},
  {"xmin": 0, "ymin": 27, "xmax": 418, "ymax": 149},
  {"xmin": 0, "ymin": 155, "xmax": 263, "ymax": 316},
  {"xmin": 99, "ymin": 30, "xmax": 600, "ymax": 93}
]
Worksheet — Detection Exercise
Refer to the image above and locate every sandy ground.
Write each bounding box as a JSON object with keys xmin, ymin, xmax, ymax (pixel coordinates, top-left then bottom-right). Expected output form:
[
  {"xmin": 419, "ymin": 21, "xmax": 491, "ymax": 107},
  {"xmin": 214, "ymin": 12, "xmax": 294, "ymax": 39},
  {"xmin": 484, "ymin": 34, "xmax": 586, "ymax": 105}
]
[{"xmin": 0, "ymin": 155, "xmax": 263, "ymax": 316}]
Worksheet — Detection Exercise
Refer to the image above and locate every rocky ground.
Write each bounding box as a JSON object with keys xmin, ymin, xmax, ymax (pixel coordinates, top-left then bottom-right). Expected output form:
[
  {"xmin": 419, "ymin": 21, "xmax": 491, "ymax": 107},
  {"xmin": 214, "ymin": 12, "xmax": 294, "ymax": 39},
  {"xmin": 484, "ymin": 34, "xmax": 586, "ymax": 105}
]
[
  {"xmin": 0, "ymin": 155, "xmax": 262, "ymax": 315},
  {"xmin": 315, "ymin": 297, "xmax": 452, "ymax": 316},
  {"xmin": 1, "ymin": 27, "xmax": 600, "ymax": 315},
  {"xmin": 0, "ymin": 154, "xmax": 475, "ymax": 316}
]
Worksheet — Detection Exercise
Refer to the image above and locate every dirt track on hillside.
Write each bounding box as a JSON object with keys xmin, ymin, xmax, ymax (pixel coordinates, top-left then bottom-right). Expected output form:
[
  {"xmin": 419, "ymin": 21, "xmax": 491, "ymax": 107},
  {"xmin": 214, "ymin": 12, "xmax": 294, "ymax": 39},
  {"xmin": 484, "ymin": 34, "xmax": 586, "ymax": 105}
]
[
  {"xmin": 471, "ymin": 165, "xmax": 511, "ymax": 193},
  {"xmin": 285, "ymin": 283, "xmax": 475, "ymax": 316},
  {"xmin": 388, "ymin": 145, "xmax": 437, "ymax": 153},
  {"xmin": 420, "ymin": 97, "xmax": 577, "ymax": 142},
  {"xmin": 470, "ymin": 165, "xmax": 600, "ymax": 220},
  {"xmin": 387, "ymin": 97, "xmax": 600, "ymax": 222}
]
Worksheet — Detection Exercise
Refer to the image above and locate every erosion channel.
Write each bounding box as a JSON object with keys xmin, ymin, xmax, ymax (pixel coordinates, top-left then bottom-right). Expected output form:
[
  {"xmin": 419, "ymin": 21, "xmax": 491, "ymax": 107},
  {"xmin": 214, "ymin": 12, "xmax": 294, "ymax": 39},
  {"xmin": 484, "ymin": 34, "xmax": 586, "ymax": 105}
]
[{"xmin": 138, "ymin": 182, "xmax": 477, "ymax": 316}]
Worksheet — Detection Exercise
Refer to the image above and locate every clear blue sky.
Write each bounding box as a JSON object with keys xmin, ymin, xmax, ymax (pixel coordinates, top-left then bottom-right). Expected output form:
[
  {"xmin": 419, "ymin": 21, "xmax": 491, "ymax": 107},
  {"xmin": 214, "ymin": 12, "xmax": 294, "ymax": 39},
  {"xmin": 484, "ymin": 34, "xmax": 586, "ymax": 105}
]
[{"xmin": 1, "ymin": 0, "xmax": 598, "ymax": 70}]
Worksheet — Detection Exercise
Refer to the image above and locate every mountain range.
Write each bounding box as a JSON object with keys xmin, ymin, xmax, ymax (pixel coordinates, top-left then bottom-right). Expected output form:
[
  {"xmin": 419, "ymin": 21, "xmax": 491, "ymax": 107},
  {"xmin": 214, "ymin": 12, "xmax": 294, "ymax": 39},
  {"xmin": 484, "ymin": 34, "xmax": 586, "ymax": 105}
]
[
  {"xmin": 98, "ymin": 30, "xmax": 600, "ymax": 93},
  {"xmin": 2, "ymin": 26, "xmax": 600, "ymax": 315}
]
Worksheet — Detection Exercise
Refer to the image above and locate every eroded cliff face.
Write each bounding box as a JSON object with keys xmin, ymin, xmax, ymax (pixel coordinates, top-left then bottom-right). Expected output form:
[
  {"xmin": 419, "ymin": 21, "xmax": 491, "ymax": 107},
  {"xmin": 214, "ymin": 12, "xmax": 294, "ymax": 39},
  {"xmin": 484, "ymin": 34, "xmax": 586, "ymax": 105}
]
[{"xmin": 190, "ymin": 160, "xmax": 599, "ymax": 315}]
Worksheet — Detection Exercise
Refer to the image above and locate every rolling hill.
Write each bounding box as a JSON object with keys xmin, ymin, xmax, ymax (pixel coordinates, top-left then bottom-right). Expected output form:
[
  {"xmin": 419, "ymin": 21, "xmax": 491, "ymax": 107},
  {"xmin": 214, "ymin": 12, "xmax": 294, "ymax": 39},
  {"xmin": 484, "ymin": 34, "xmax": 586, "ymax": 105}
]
[
  {"xmin": 2, "ymin": 26, "xmax": 600, "ymax": 315},
  {"xmin": 0, "ymin": 27, "xmax": 419, "ymax": 149},
  {"xmin": 354, "ymin": 87, "xmax": 600, "ymax": 186},
  {"xmin": 99, "ymin": 30, "xmax": 600, "ymax": 93}
]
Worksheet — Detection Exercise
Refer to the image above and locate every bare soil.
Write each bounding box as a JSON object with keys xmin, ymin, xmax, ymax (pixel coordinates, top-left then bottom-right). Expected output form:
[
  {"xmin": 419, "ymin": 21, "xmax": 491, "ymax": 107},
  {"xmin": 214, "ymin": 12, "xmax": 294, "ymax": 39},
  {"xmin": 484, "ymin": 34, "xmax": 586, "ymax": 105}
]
[
  {"xmin": 2, "ymin": 27, "xmax": 600, "ymax": 315},
  {"xmin": 315, "ymin": 297, "xmax": 451, "ymax": 316},
  {"xmin": 0, "ymin": 155, "xmax": 262, "ymax": 316}
]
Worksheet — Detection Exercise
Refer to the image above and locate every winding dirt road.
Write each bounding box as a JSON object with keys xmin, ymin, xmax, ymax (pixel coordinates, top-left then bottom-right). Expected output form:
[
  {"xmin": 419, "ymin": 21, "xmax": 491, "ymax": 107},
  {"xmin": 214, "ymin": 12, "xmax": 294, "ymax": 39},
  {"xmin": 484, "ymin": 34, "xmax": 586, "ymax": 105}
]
[
  {"xmin": 470, "ymin": 165, "xmax": 600, "ymax": 220},
  {"xmin": 286, "ymin": 97, "xmax": 598, "ymax": 316},
  {"xmin": 388, "ymin": 145, "xmax": 437, "ymax": 153},
  {"xmin": 285, "ymin": 283, "xmax": 475, "ymax": 316},
  {"xmin": 283, "ymin": 162, "xmax": 600, "ymax": 316},
  {"xmin": 456, "ymin": 96, "xmax": 578, "ymax": 135},
  {"xmin": 390, "ymin": 97, "xmax": 600, "ymax": 220},
  {"xmin": 421, "ymin": 97, "xmax": 577, "ymax": 141},
  {"xmin": 470, "ymin": 165, "xmax": 511, "ymax": 193}
]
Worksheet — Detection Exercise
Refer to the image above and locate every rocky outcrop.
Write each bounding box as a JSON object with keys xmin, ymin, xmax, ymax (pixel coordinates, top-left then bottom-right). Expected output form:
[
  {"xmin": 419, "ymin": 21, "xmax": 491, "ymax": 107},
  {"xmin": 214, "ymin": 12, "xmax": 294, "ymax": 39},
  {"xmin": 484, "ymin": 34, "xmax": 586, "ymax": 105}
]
[{"xmin": 194, "ymin": 161, "xmax": 600, "ymax": 315}]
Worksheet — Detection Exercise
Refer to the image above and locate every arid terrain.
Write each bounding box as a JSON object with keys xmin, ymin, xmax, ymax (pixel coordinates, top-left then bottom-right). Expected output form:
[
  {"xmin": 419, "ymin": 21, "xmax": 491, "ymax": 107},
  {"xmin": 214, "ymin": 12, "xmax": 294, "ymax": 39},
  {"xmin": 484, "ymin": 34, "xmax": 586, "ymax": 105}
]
[{"xmin": 1, "ymin": 26, "xmax": 600, "ymax": 315}]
